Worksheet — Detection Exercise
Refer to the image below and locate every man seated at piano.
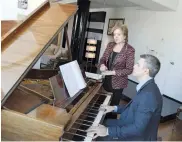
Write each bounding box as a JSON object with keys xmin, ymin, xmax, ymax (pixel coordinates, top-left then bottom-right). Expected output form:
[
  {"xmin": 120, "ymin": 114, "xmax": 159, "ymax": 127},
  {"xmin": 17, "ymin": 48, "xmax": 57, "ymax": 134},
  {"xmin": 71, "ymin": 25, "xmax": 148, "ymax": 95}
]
[{"xmin": 87, "ymin": 54, "xmax": 163, "ymax": 141}]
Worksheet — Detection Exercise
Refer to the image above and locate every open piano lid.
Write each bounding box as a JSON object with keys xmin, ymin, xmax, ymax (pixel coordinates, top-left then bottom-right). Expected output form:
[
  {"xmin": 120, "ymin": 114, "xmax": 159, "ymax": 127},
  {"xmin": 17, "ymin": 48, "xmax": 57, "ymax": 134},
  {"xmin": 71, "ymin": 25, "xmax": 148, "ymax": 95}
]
[{"xmin": 1, "ymin": 1, "xmax": 77, "ymax": 104}]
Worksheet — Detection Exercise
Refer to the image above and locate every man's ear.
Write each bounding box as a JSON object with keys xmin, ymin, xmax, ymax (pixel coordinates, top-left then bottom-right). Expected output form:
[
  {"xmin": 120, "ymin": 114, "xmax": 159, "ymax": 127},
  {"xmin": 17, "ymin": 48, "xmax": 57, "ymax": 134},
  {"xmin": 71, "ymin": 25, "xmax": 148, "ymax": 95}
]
[{"xmin": 145, "ymin": 68, "xmax": 150, "ymax": 75}]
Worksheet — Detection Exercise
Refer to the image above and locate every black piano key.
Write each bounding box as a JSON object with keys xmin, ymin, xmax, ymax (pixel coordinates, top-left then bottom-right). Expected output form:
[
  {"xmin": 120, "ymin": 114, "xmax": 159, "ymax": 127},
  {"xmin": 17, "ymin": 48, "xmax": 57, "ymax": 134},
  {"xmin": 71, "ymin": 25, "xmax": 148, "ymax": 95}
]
[
  {"xmin": 91, "ymin": 94, "xmax": 106, "ymax": 102},
  {"xmin": 79, "ymin": 124, "xmax": 90, "ymax": 130},
  {"xmin": 75, "ymin": 129, "xmax": 87, "ymax": 136},
  {"xmin": 80, "ymin": 114, "xmax": 96, "ymax": 119},
  {"xmin": 72, "ymin": 123, "xmax": 82, "ymax": 130},
  {"xmin": 89, "ymin": 102, "xmax": 101, "ymax": 106},
  {"xmin": 72, "ymin": 135, "xmax": 84, "ymax": 141},
  {"xmin": 97, "ymin": 95, "xmax": 106, "ymax": 102},
  {"xmin": 82, "ymin": 112, "xmax": 97, "ymax": 117},
  {"xmin": 77, "ymin": 119, "xmax": 93, "ymax": 125},
  {"xmin": 93, "ymin": 104, "xmax": 101, "ymax": 108},
  {"xmin": 62, "ymin": 132, "xmax": 74, "ymax": 140},
  {"xmin": 87, "ymin": 106, "xmax": 100, "ymax": 110},
  {"xmin": 77, "ymin": 115, "xmax": 94, "ymax": 123},
  {"xmin": 63, "ymin": 131, "xmax": 85, "ymax": 141},
  {"xmin": 86, "ymin": 106, "xmax": 99, "ymax": 111},
  {"xmin": 76, "ymin": 119, "xmax": 93, "ymax": 125},
  {"xmin": 65, "ymin": 131, "xmax": 86, "ymax": 141},
  {"xmin": 90, "ymin": 100, "xmax": 104, "ymax": 104},
  {"xmin": 88, "ymin": 104, "xmax": 100, "ymax": 109},
  {"xmin": 85, "ymin": 109, "xmax": 98, "ymax": 114},
  {"xmin": 83, "ymin": 110, "xmax": 98, "ymax": 116},
  {"xmin": 69, "ymin": 128, "xmax": 87, "ymax": 136}
]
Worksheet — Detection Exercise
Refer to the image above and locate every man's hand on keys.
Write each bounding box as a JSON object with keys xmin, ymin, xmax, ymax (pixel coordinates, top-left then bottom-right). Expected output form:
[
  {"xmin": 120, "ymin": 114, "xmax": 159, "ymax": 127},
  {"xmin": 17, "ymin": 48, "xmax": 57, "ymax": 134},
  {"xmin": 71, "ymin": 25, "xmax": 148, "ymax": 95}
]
[
  {"xmin": 86, "ymin": 124, "xmax": 108, "ymax": 139},
  {"xmin": 99, "ymin": 105, "xmax": 115, "ymax": 114}
]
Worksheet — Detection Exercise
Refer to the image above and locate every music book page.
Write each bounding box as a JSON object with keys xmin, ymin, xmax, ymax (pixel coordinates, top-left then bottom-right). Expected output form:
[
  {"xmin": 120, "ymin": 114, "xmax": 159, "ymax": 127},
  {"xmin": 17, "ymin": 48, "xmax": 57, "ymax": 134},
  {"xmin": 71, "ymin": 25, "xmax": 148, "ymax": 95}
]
[
  {"xmin": 59, "ymin": 60, "xmax": 86, "ymax": 97},
  {"xmin": 85, "ymin": 72, "xmax": 102, "ymax": 80}
]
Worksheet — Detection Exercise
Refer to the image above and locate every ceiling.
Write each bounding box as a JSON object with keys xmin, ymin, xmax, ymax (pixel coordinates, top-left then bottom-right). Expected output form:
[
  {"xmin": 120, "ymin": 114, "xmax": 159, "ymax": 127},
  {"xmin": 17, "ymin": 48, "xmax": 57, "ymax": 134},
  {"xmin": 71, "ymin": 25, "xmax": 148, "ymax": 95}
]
[
  {"xmin": 90, "ymin": 0, "xmax": 140, "ymax": 8},
  {"xmin": 59, "ymin": 0, "xmax": 178, "ymax": 11}
]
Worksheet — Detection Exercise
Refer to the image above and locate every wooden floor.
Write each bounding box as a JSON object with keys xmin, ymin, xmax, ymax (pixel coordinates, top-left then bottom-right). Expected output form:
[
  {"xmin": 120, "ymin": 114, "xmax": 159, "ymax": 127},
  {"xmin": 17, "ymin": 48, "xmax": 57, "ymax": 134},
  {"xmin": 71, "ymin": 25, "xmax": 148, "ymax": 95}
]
[{"xmin": 158, "ymin": 119, "xmax": 182, "ymax": 141}]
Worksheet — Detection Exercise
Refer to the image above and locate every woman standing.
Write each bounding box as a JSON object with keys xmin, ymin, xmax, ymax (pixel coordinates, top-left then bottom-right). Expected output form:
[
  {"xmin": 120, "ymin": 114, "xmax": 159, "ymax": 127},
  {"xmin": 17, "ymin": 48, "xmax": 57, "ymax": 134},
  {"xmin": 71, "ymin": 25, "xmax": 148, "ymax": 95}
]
[{"xmin": 99, "ymin": 25, "xmax": 135, "ymax": 119}]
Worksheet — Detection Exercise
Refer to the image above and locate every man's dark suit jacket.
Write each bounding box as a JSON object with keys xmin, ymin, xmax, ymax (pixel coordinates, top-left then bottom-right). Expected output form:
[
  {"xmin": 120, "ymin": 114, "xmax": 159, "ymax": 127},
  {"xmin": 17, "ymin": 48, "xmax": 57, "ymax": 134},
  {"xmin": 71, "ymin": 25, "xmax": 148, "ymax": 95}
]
[{"xmin": 104, "ymin": 79, "xmax": 163, "ymax": 141}]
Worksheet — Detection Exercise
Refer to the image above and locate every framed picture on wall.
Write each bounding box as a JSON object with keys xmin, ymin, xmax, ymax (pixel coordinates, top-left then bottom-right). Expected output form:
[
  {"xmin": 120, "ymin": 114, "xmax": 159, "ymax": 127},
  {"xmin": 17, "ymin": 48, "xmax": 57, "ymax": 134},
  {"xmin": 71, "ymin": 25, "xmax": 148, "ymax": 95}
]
[
  {"xmin": 18, "ymin": 0, "xmax": 28, "ymax": 9},
  {"xmin": 107, "ymin": 18, "xmax": 125, "ymax": 35}
]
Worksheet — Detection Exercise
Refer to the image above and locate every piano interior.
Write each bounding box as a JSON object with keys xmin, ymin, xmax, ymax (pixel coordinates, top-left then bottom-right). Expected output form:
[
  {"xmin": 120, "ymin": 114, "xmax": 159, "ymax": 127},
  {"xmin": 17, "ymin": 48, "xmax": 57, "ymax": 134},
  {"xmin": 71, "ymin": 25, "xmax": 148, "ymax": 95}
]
[{"xmin": 1, "ymin": 1, "xmax": 112, "ymax": 141}]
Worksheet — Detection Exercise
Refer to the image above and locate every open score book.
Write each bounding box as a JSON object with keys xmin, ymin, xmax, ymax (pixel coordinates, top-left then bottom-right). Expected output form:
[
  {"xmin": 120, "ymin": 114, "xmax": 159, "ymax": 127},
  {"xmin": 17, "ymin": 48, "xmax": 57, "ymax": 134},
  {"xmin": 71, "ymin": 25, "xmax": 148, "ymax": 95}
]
[{"xmin": 59, "ymin": 60, "xmax": 86, "ymax": 97}]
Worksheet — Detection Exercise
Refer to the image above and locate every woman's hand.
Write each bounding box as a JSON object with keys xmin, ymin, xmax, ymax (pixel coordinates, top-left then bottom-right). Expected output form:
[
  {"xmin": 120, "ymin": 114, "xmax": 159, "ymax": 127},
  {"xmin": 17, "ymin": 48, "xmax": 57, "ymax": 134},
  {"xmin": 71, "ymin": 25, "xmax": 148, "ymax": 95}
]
[{"xmin": 100, "ymin": 64, "xmax": 108, "ymax": 72}]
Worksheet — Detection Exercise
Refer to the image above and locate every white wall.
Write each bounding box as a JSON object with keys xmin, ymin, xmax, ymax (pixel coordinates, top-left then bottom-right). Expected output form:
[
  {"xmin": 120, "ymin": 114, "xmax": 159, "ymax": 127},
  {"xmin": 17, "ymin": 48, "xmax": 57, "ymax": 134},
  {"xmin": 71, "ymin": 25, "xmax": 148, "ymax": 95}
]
[
  {"xmin": 1, "ymin": 0, "xmax": 46, "ymax": 20},
  {"xmin": 128, "ymin": 0, "xmax": 179, "ymax": 11},
  {"xmin": 96, "ymin": 1, "xmax": 182, "ymax": 101},
  {"xmin": 153, "ymin": 0, "xmax": 179, "ymax": 10}
]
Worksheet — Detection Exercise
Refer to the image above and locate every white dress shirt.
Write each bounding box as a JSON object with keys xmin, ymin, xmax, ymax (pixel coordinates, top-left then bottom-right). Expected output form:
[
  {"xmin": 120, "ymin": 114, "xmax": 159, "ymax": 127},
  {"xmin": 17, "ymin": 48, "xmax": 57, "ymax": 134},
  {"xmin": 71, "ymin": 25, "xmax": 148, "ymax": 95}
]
[{"xmin": 136, "ymin": 77, "xmax": 153, "ymax": 92}]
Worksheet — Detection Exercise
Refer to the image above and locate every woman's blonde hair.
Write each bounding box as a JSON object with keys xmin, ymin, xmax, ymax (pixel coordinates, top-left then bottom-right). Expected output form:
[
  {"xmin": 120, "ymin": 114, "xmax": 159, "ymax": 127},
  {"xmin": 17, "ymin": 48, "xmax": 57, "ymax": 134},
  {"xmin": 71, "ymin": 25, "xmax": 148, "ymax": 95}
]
[{"xmin": 111, "ymin": 24, "xmax": 128, "ymax": 43}]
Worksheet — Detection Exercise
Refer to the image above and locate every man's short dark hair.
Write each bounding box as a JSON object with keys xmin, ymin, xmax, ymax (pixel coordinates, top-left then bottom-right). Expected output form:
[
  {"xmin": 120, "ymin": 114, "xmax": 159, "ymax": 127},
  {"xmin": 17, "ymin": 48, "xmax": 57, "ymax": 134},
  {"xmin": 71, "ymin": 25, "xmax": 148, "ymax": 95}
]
[{"xmin": 140, "ymin": 54, "xmax": 161, "ymax": 78}]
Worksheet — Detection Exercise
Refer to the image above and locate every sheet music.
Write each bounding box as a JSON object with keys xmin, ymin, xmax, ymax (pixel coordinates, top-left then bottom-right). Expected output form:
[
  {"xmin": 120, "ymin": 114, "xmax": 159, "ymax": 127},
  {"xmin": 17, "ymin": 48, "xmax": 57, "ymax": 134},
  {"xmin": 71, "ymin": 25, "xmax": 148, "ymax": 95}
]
[
  {"xmin": 59, "ymin": 60, "xmax": 86, "ymax": 97},
  {"xmin": 85, "ymin": 72, "xmax": 102, "ymax": 80}
]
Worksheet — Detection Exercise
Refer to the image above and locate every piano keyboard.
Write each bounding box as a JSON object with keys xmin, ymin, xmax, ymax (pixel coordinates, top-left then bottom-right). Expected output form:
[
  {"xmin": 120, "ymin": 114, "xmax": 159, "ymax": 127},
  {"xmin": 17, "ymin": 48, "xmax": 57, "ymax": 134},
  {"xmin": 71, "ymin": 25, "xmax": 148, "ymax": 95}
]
[{"xmin": 61, "ymin": 93, "xmax": 111, "ymax": 141}]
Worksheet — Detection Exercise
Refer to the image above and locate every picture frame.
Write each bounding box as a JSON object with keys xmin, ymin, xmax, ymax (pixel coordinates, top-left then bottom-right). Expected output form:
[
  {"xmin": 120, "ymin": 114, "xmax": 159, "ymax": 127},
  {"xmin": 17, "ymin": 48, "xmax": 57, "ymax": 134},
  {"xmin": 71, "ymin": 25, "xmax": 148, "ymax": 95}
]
[
  {"xmin": 107, "ymin": 18, "xmax": 125, "ymax": 35},
  {"xmin": 18, "ymin": 0, "xmax": 28, "ymax": 9}
]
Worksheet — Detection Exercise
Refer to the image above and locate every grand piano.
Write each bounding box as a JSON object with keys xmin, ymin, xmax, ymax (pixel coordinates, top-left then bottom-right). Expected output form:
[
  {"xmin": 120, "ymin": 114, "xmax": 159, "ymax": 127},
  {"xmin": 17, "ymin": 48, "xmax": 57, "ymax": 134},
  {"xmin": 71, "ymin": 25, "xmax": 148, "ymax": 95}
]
[{"xmin": 1, "ymin": 1, "xmax": 111, "ymax": 141}]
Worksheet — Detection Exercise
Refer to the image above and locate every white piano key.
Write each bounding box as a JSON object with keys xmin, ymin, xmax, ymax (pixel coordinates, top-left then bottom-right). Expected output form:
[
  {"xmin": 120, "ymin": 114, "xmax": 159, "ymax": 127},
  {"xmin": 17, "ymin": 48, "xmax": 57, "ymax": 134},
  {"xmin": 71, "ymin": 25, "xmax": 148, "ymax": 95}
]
[{"xmin": 84, "ymin": 94, "xmax": 111, "ymax": 141}]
